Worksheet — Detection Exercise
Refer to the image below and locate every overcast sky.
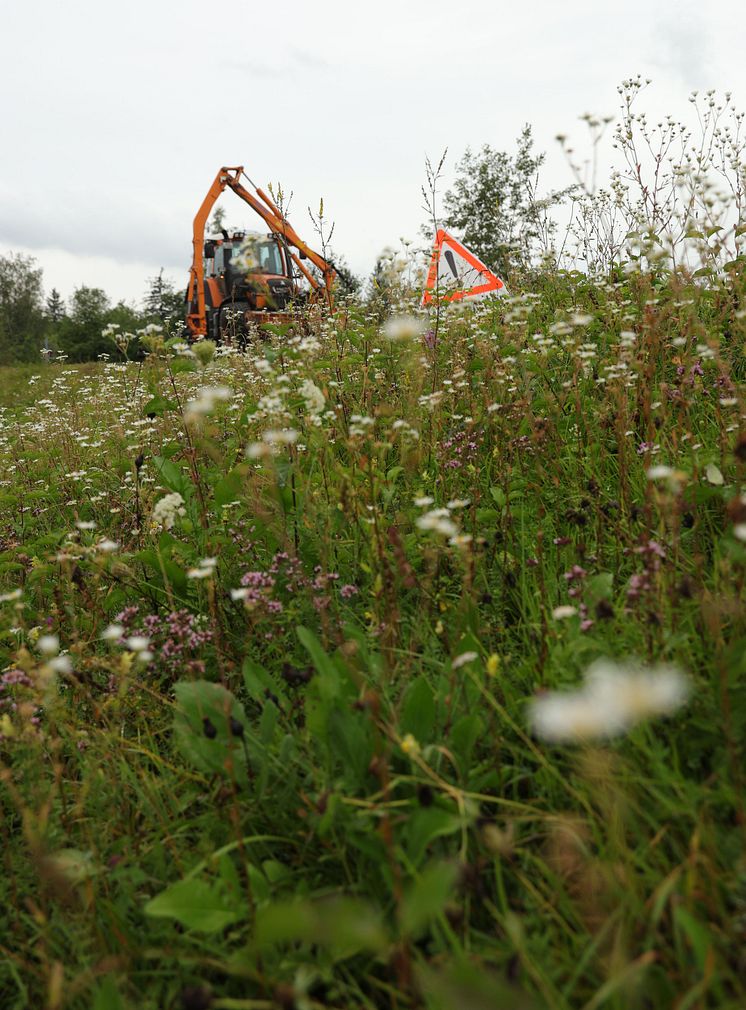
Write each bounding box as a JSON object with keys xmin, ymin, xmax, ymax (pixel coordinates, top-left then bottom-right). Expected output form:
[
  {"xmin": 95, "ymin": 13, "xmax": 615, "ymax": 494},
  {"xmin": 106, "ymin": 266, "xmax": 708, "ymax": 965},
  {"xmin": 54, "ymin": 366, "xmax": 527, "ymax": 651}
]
[{"xmin": 1, "ymin": 0, "xmax": 744, "ymax": 306}]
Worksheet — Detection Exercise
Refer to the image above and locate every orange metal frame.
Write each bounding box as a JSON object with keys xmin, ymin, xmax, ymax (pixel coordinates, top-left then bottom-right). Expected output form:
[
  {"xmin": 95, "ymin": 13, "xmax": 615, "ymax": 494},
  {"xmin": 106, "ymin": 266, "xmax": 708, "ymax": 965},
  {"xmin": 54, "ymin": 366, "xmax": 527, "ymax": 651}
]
[{"xmin": 186, "ymin": 166, "xmax": 335, "ymax": 338}]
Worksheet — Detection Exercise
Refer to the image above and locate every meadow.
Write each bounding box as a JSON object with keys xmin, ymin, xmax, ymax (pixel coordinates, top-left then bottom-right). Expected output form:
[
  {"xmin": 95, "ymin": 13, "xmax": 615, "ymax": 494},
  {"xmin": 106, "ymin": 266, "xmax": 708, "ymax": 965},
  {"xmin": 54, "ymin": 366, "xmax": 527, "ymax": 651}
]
[{"xmin": 0, "ymin": 265, "xmax": 745, "ymax": 1009}]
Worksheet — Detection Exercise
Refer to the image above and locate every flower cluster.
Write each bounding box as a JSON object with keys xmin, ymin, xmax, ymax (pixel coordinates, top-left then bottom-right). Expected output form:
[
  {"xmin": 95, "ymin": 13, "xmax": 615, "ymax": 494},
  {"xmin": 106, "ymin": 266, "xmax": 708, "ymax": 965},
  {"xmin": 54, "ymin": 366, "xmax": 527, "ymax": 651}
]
[
  {"xmin": 114, "ymin": 606, "xmax": 213, "ymax": 678},
  {"xmin": 151, "ymin": 492, "xmax": 186, "ymax": 530}
]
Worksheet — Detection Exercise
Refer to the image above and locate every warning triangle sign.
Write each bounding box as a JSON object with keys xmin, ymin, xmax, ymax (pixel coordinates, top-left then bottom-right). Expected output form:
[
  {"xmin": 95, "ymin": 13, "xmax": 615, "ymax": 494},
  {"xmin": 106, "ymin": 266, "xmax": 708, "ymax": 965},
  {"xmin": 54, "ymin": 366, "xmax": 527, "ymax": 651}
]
[{"xmin": 421, "ymin": 230, "xmax": 506, "ymax": 306}]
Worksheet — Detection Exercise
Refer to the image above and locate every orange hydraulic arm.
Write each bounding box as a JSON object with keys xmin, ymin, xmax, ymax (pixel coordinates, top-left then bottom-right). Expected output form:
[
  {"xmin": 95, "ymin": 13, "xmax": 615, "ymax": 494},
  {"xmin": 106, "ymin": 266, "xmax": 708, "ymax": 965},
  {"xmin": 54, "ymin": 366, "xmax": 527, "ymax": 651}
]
[{"xmin": 186, "ymin": 166, "xmax": 335, "ymax": 338}]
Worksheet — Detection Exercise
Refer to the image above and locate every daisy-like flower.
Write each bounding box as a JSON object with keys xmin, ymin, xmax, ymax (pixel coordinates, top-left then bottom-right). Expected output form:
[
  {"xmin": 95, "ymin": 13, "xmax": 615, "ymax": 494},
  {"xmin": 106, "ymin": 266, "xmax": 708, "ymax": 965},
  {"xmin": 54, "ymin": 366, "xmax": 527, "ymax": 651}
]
[{"xmin": 528, "ymin": 658, "xmax": 690, "ymax": 743}]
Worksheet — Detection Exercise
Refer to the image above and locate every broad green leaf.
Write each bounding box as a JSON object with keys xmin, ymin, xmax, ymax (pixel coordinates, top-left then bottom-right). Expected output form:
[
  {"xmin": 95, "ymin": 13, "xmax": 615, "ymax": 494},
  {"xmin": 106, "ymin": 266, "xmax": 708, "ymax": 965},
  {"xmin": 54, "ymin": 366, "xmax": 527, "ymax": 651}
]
[
  {"xmin": 405, "ymin": 807, "xmax": 463, "ymax": 866},
  {"xmin": 400, "ymin": 676, "xmax": 436, "ymax": 743},
  {"xmin": 400, "ymin": 861, "xmax": 459, "ymax": 936},
  {"xmin": 152, "ymin": 455, "xmax": 193, "ymax": 499},
  {"xmin": 173, "ymin": 680, "xmax": 249, "ymax": 778},
  {"xmin": 255, "ymin": 897, "xmax": 388, "ymax": 959},
  {"xmin": 449, "ymin": 713, "xmax": 482, "ymax": 768},
  {"xmin": 142, "ymin": 395, "xmax": 177, "ymax": 417},
  {"xmin": 213, "ymin": 467, "xmax": 247, "ymax": 510},
  {"xmin": 92, "ymin": 976, "xmax": 124, "ymax": 1010},
  {"xmin": 145, "ymin": 877, "xmax": 242, "ymax": 933},
  {"xmin": 297, "ymin": 625, "xmax": 340, "ymax": 697}
]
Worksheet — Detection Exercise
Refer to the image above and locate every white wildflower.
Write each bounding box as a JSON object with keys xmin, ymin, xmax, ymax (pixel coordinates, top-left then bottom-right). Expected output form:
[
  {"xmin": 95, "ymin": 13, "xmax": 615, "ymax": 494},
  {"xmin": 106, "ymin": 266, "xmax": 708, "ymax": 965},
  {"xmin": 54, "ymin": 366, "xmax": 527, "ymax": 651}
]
[
  {"xmin": 414, "ymin": 496, "xmax": 434, "ymax": 507},
  {"xmin": 528, "ymin": 659, "xmax": 690, "ymax": 743},
  {"xmin": 552, "ymin": 605, "xmax": 578, "ymax": 620},
  {"xmin": 299, "ymin": 379, "xmax": 325, "ymax": 416},
  {"xmin": 263, "ymin": 428, "xmax": 298, "ymax": 445},
  {"xmin": 96, "ymin": 539, "xmax": 119, "ymax": 553},
  {"xmin": 187, "ymin": 557, "xmax": 217, "ymax": 579},
  {"xmin": 734, "ymin": 524, "xmax": 746, "ymax": 542},
  {"xmin": 0, "ymin": 589, "xmax": 22, "ymax": 603},
  {"xmin": 37, "ymin": 634, "xmax": 59, "ymax": 656},
  {"xmin": 184, "ymin": 385, "xmax": 233, "ymax": 420},
  {"xmin": 125, "ymin": 636, "xmax": 150, "ymax": 652},
  {"xmin": 101, "ymin": 624, "xmax": 124, "ymax": 641},
  {"xmin": 416, "ymin": 509, "xmax": 459, "ymax": 537},
  {"xmin": 452, "ymin": 651, "xmax": 478, "ymax": 669},
  {"xmin": 647, "ymin": 465, "xmax": 675, "ymax": 480},
  {"xmin": 152, "ymin": 492, "xmax": 186, "ymax": 530},
  {"xmin": 49, "ymin": 655, "xmax": 73, "ymax": 674},
  {"xmin": 382, "ymin": 315, "xmax": 426, "ymax": 342},
  {"xmin": 447, "ymin": 498, "xmax": 471, "ymax": 509}
]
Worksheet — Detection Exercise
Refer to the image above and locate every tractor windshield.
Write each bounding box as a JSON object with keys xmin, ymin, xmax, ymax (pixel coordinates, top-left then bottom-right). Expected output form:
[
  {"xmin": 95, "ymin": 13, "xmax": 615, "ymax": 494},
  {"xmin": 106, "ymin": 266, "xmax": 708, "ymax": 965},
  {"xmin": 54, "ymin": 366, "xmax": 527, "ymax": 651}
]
[{"xmin": 254, "ymin": 240, "xmax": 284, "ymax": 275}]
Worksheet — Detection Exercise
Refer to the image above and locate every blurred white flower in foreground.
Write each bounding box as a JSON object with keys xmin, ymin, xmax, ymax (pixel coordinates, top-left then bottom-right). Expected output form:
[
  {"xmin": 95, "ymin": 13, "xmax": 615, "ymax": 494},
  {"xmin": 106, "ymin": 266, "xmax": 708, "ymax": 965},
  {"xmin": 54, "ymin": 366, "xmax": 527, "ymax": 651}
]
[
  {"xmin": 416, "ymin": 508, "xmax": 458, "ymax": 537},
  {"xmin": 152, "ymin": 492, "xmax": 186, "ymax": 530},
  {"xmin": 187, "ymin": 557, "xmax": 217, "ymax": 580},
  {"xmin": 184, "ymin": 385, "xmax": 233, "ymax": 420},
  {"xmin": 382, "ymin": 315, "xmax": 426, "ymax": 342},
  {"xmin": 552, "ymin": 605, "xmax": 578, "ymax": 620},
  {"xmin": 299, "ymin": 379, "xmax": 325, "ymax": 417},
  {"xmin": 528, "ymin": 659, "xmax": 690, "ymax": 743}
]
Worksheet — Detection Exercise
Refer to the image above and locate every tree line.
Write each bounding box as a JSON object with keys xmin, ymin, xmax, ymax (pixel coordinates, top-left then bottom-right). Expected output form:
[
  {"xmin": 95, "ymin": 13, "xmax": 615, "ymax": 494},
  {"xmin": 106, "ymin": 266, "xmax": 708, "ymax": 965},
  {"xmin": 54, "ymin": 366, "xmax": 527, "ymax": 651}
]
[{"xmin": 0, "ymin": 255, "xmax": 184, "ymax": 365}]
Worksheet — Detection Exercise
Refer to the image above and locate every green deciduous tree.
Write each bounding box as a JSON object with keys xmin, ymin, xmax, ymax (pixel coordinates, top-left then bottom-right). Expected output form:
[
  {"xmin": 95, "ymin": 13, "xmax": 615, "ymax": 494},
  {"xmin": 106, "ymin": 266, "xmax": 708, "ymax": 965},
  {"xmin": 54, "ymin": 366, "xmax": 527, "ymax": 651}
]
[
  {"xmin": 0, "ymin": 252, "xmax": 47, "ymax": 363},
  {"xmin": 441, "ymin": 125, "xmax": 571, "ymax": 280},
  {"xmin": 58, "ymin": 287, "xmax": 143, "ymax": 361}
]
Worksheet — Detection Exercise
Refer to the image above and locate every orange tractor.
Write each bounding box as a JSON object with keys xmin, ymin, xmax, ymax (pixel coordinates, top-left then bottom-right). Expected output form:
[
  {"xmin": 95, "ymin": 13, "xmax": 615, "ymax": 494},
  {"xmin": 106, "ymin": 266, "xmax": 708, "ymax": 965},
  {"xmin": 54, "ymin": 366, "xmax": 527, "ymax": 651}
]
[{"xmin": 185, "ymin": 166, "xmax": 336, "ymax": 342}]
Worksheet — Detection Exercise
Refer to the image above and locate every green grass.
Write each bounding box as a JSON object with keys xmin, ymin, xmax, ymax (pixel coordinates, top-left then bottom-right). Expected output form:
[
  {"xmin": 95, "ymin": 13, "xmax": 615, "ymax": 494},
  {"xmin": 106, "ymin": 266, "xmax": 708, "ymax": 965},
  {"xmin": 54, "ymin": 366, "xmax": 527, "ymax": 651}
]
[{"xmin": 0, "ymin": 268, "xmax": 745, "ymax": 1010}]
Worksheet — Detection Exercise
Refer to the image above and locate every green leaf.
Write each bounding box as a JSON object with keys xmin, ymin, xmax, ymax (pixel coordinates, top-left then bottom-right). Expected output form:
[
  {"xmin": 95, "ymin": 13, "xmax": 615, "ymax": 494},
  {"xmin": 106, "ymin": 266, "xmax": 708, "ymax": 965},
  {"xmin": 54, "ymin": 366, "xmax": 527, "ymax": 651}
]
[
  {"xmin": 173, "ymin": 680, "xmax": 249, "ymax": 778},
  {"xmin": 297, "ymin": 626, "xmax": 340, "ymax": 698},
  {"xmin": 585, "ymin": 572, "xmax": 613, "ymax": 607},
  {"xmin": 674, "ymin": 906, "xmax": 712, "ymax": 972},
  {"xmin": 417, "ymin": 959, "xmax": 536, "ymax": 1010},
  {"xmin": 327, "ymin": 706, "xmax": 373, "ymax": 783},
  {"xmin": 400, "ymin": 861, "xmax": 459, "ymax": 936},
  {"xmin": 400, "ymin": 676, "xmax": 436, "ymax": 743},
  {"xmin": 145, "ymin": 877, "xmax": 242, "ymax": 933},
  {"xmin": 213, "ymin": 467, "xmax": 247, "ymax": 510},
  {"xmin": 243, "ymin": 657, "xmax": 288, "ymax": 709},
  {"xmin": 449, "ymin": 713, "xmax": 482, "ymax": 769},
  {"xmin": 152, "ymin": 455, "xmax": 193, "ymax": 499},
  {"xmin": 405, "ymin": 807, "xmax": 463, "ymax": 866},
  {"xmin": 142, "ymin": 395, "xmax": 177, "ymax": 417},
  {"xmin": 92, "ymin": 976, "xmax": 124, "ymax": 1010},
  {"xmin": 255, "ymin": 897, "xmax": 387, "ymax": 959}
]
